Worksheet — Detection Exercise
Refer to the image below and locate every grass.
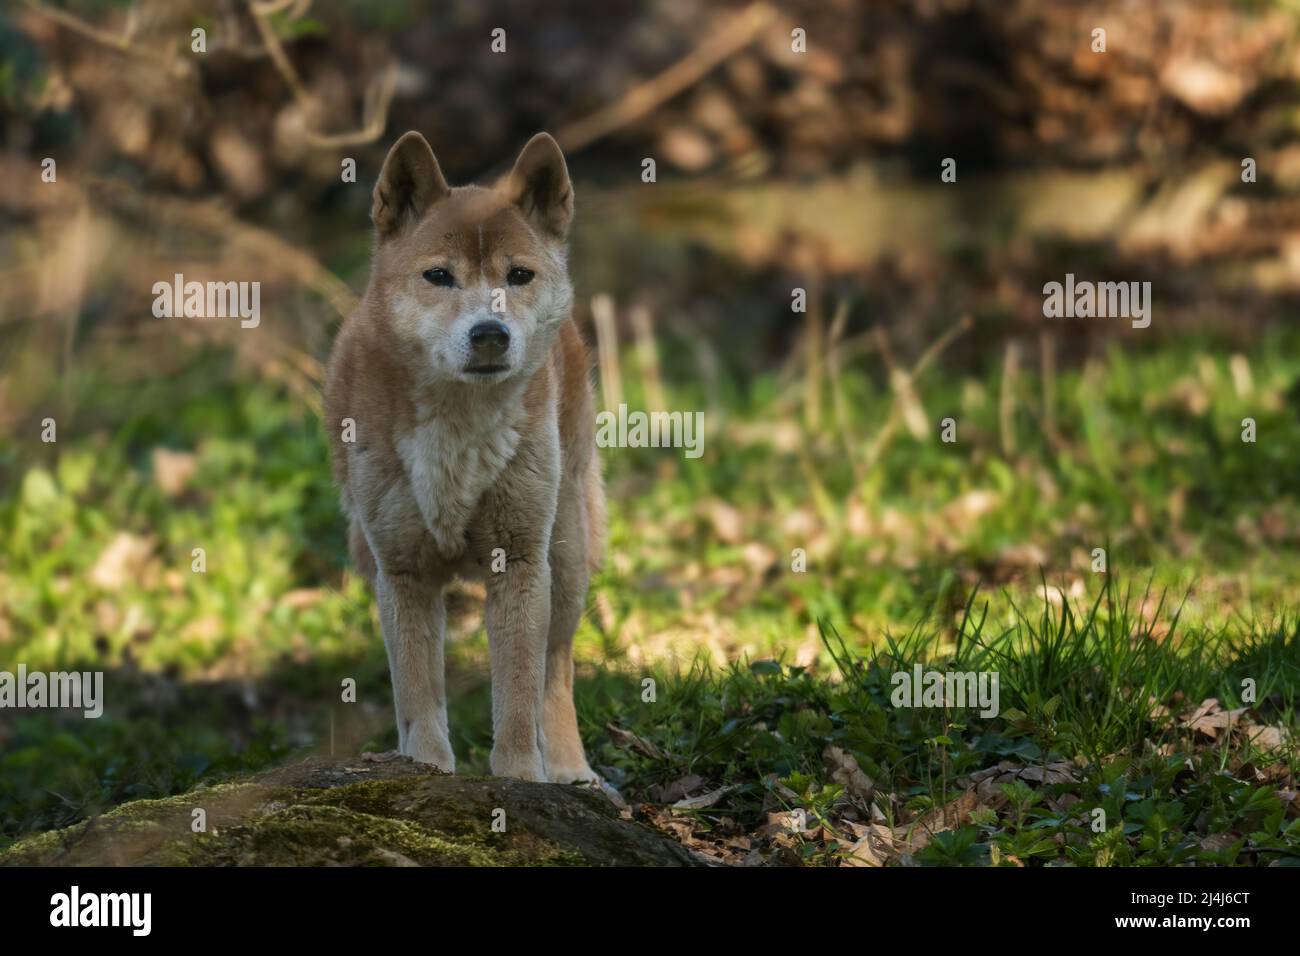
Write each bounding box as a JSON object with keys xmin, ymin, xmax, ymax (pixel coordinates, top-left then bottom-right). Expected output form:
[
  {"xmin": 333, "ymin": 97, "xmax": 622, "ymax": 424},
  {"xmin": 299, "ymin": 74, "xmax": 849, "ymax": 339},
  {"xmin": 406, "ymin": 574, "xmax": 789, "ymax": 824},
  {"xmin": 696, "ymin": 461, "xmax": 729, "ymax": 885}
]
[
  {"xmin": 582, "ymin": 580, "xmax": 1299, "ymax": 866},
  {"xmin": 1, "ymin": 323, "xmax": 1298, "ymax": 863}
]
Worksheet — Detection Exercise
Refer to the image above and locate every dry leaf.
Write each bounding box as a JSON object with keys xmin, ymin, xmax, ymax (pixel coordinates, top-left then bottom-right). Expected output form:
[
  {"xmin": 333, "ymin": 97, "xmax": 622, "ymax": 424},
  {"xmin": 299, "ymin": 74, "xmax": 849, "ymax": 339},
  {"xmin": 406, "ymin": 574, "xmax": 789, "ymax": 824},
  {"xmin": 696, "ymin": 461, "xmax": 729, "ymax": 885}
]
[
  {"xmin": 843, "ymin": 821, "xmax": 895, "ymax": 868},
  {"xmin": 897, "ymin": 789, "xmax": 983, "ymax": 852},
  {"xmin": 648, "ymin": 774, "xmax": 705, "ymax": 803},
  {"xmin": 1244, "ymin": 725, "xmax": 1288, "ymax": 751},
  {"xmin": 1183, "ymin": 698, "xmax": 1248, "ymax": 739},
  {"xmin": 151, "ymin": 447, "xmax": 197, "ymax": 497},
  {"xmin": 703, "ymin": 499, "xmax": 746, "ymax": 544},
  {"xmin": 824, "ymin": 745, "xmax": 875, "ymax": 801},
  {"xmin": 90, "ymin": 532, "xmax": 155, "ymax": 590},
  {"xmin": 673, "ymin": 785, "xmax": 737, "ymax": 811},
  {"xmin": 606, "ymin": 723, "xmax": 666, "ymax": 760}
]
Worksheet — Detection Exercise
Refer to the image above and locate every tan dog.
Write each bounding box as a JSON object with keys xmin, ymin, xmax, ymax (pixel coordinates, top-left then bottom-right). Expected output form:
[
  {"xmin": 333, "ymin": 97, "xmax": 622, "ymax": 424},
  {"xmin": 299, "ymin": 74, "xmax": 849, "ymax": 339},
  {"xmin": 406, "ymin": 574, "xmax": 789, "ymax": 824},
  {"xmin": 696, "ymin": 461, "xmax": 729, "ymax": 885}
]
[{"xmin": 324, "ymin": 131, "xmax": 604, "ymax": 783}]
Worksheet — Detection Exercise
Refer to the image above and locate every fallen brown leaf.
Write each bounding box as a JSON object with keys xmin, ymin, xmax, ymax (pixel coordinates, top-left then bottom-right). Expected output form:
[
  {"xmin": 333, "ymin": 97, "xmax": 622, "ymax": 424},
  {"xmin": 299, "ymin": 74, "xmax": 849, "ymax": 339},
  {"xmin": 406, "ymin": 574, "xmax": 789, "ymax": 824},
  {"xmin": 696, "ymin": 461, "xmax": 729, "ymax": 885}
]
[
  {"xmin": 672, "ymin": 785, "xmax": 738, "ymax": 811},
  {"xmin": 824, "ymin": 744, "xmax": 875, "ymax": 802},
  {"xmin": 843, "ymin": 821, "xmax": 896, "ymax": 868},
  {"xmin": 605, "ymin": 723, "xmax": 667, "ymax": 760},
  {"xmin": 151, "ymin": 447, "xmax": 197, "ymax": 497}
]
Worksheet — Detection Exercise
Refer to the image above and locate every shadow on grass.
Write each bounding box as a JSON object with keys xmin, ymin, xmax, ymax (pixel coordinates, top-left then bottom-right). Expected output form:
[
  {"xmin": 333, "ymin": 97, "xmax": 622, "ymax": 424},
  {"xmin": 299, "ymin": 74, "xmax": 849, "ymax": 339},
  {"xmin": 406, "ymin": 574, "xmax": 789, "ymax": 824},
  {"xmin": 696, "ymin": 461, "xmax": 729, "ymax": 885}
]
[{"xmin": 0, "ymin": 645, "xmax": 646, "ymax": 850}]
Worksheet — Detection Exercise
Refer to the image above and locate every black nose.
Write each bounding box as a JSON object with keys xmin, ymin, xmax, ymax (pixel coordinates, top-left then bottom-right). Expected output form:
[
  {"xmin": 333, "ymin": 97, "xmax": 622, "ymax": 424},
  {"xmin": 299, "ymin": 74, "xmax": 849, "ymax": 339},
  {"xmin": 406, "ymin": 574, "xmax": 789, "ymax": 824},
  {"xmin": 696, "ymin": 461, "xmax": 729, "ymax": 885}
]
[{"xmin": 469, "ymin": 320, "xmax": 510, "ymax": 356}]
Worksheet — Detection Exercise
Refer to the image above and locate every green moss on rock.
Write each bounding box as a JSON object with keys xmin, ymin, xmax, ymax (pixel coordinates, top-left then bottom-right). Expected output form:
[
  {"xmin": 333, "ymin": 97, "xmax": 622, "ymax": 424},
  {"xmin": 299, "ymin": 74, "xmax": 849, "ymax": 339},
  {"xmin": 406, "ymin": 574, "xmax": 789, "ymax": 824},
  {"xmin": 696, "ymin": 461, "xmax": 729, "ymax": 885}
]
[{"xmin": 0, "ymin": 755, "xmax": 697, "ymax": 867}]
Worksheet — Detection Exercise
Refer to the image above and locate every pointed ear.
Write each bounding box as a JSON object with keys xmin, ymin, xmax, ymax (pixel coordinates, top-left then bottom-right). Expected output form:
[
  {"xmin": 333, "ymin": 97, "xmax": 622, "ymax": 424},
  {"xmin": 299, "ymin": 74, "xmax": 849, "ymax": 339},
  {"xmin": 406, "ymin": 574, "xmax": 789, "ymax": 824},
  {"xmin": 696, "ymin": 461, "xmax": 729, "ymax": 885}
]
[
  {"xmin": 372, "ymin": 132, "xmax": 450, "ymax": 239},
  {"xmin": 503, "ymin": 132, "xmax": 573, "ymax": 239}
]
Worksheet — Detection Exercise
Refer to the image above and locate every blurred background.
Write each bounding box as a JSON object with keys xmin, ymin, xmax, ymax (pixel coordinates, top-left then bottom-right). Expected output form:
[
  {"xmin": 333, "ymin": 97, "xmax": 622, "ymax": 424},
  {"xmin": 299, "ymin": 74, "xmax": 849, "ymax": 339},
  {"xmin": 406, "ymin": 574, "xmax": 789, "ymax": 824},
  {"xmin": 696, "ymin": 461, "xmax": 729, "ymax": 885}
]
[{"xmin": 1, "ymin": 0, "xmax": 1299, "ymax": 858}]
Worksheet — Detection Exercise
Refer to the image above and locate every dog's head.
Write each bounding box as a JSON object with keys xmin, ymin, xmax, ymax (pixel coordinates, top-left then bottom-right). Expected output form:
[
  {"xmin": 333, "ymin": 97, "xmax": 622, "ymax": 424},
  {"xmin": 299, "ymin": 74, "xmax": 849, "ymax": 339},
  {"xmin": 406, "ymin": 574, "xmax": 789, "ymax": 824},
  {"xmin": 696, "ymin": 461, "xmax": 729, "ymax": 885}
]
[{"xmin": 368, "ymin": 131, "xmax": 575, "ymax": 386}]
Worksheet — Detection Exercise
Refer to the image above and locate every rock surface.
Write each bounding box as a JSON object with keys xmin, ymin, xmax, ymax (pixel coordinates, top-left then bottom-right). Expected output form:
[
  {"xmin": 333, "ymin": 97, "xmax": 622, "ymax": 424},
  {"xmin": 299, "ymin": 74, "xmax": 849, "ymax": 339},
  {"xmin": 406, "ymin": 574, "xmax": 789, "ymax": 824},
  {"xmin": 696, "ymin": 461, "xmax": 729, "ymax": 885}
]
[{"xmin": 0, "ymin": 754, "xmax": 700, "ymax": 867}]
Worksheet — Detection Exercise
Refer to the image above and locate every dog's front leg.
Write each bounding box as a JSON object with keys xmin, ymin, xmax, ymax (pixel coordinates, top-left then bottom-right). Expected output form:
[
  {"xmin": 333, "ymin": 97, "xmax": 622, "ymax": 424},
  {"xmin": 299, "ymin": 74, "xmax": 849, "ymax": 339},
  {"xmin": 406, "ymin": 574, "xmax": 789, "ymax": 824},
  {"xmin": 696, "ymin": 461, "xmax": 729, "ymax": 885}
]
[
  {"xmin": 375, "ymin": 570, "xmax": 455, "ymax": 772},
  {"xmin": 485, "ymin": 558, "xmax": 551, "ymax": 781}
]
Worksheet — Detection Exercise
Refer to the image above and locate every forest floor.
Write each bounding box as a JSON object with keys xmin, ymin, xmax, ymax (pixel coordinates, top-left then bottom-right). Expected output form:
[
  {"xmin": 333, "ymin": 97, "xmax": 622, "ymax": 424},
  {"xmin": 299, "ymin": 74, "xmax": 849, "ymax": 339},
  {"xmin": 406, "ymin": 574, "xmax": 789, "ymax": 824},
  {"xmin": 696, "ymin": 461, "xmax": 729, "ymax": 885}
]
[{"xmin": 2, "ymin": 329, "xmax": 1298, "ymax": 865}]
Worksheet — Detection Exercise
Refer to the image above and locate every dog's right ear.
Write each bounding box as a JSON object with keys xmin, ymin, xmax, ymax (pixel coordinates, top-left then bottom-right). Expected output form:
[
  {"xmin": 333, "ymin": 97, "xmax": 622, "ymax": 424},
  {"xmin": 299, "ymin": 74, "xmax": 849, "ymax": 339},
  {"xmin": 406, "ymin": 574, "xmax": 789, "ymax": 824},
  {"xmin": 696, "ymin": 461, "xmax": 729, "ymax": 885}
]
[{"xmin": 372, "ymin": 132, "xmax": 450, "ymax": 239}]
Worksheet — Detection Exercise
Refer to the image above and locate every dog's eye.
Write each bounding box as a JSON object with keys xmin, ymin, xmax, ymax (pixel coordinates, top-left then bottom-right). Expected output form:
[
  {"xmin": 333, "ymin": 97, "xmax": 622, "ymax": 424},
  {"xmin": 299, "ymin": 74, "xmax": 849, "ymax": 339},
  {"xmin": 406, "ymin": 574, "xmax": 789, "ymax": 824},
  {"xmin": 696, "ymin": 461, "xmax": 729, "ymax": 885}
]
[
  {"xmin": 423, "ymin": 268, "xmax": 454, "ymax": 287},
  {"xmin": 507, "ymin": 267, "xmax": 535, "ymax": 286}
]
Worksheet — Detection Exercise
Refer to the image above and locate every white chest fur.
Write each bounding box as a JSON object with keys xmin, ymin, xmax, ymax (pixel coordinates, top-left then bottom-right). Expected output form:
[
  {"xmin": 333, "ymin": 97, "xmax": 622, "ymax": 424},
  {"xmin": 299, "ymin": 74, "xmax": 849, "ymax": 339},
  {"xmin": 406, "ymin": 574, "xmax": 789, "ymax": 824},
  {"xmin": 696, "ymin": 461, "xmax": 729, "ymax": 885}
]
[{"xmin": 396, "ymin": 405, "xmax": 522, "ymax": 558}]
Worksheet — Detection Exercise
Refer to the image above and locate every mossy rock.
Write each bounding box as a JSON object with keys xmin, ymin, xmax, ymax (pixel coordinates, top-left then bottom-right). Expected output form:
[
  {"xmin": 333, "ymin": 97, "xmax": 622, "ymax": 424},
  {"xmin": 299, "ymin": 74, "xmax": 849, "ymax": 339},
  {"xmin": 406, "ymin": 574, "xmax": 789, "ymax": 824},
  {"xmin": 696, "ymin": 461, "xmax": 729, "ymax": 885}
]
[{"xmin": 0, "ymin": 754, "xmax": 700, "ymax": 867}]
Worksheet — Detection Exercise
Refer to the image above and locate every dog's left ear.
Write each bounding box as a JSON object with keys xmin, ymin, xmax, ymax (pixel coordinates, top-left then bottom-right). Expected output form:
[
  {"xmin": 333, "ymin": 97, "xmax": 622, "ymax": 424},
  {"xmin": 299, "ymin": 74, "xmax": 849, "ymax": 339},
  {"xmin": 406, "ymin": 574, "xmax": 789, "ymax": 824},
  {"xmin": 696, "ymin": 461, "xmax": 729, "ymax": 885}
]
[{"xmin": 503, "ymin": 133, "xmax": 573, "ymax": 240}]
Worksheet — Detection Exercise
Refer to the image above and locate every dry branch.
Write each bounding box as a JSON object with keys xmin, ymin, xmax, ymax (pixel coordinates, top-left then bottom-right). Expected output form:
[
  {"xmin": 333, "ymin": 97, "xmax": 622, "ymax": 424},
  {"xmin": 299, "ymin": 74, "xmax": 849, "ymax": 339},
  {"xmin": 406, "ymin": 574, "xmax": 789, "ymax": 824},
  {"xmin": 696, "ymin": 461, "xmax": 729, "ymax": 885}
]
[{"xmin": 555, "ymin": 1, "xmax": 778, "ymax": 153}]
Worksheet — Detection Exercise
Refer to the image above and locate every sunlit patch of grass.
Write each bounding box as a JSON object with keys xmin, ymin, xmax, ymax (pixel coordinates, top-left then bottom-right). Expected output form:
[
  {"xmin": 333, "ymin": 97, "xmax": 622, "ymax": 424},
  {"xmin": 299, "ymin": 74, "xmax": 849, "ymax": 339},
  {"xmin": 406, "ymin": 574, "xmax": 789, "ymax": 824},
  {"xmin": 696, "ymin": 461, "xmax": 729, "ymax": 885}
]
[{"xmin": 598, "ymin": 325, "xmax": 1300, "ymax": 656}]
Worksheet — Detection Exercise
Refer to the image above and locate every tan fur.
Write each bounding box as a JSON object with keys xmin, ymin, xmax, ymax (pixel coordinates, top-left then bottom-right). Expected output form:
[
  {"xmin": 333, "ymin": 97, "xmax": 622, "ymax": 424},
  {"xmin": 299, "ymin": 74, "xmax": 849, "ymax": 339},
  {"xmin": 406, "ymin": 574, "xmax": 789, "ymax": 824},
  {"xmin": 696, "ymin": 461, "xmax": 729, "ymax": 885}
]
[{"xmin": 324, "ymin": 132, "xmax": 603, "ymax": 783}]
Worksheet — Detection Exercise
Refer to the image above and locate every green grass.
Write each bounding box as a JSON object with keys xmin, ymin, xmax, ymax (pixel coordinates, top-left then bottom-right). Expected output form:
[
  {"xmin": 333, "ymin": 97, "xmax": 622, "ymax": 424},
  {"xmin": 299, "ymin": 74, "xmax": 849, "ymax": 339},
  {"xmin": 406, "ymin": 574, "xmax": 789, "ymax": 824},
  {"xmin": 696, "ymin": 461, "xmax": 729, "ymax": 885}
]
[
  {"xmin": 581, "ymin": 578, "xmax": 1299, "ymax": 866},
  {"xmin": 594, "ymin": 323, "xmax": 1300, "ymax": 667},
  {"xmin": 1, "ymin": 326, "xmax": 1298, "ymax": 863}
]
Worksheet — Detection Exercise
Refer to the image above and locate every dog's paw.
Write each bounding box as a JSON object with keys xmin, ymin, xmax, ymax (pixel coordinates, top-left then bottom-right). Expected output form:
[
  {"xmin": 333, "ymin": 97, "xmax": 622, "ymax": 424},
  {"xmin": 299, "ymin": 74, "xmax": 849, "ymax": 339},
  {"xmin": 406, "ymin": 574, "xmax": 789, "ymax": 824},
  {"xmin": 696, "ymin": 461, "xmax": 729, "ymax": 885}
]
[
  {"xmin": 404, "ymin": 725, "xmax": 456, "ymax": 774},
  {"xmin": 551, "ymin": 767, "xmax": 626, "ymax": 808},
  {"xmin": 490, "ymin": 748, "xmax": 548, "ymax": 782},
  {"xmin": 546, "ymin": 762, "xmax": 601, "ymax": 786}
]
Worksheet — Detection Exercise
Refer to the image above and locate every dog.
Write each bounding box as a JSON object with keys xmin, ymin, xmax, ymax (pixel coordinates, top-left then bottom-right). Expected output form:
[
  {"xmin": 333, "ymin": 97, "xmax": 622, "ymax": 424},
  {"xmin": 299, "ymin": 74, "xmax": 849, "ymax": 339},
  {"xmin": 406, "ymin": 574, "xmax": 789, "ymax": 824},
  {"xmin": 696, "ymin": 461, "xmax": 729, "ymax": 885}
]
[{"xmin": 324, "ymin": 131, "xmax": 605, "ymax": 784}]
